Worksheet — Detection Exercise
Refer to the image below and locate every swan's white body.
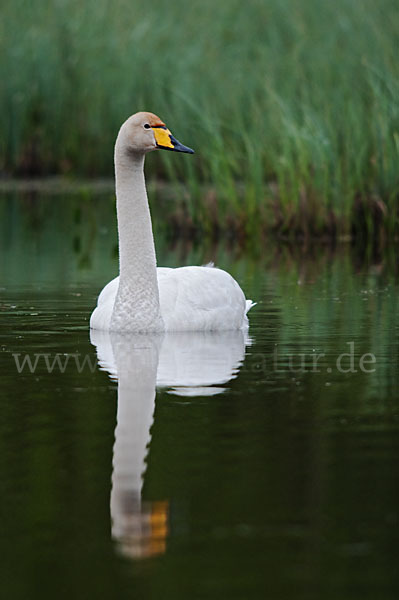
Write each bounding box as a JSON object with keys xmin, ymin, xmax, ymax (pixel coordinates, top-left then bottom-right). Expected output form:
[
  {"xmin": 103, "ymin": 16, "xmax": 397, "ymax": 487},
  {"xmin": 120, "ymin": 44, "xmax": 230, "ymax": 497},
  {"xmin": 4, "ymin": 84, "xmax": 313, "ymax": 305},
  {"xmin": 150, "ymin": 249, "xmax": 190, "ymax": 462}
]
[
  {"xmin": 91, "ymin": 267, "xmax": 254, "ymax": 332},
  {"xmin": 90, "ymin": 112, "xmax": 254, "ymax": 333}
]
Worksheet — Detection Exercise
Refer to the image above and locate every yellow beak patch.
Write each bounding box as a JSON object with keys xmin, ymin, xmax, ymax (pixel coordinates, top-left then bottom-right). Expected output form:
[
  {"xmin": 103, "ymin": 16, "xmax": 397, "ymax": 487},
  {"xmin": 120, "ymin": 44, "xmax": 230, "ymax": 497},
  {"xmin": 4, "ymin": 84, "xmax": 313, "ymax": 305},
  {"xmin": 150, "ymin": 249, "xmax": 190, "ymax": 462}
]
[{"xmin": 152, "ymin": 127, "xmax": 174, "ymax": 149}]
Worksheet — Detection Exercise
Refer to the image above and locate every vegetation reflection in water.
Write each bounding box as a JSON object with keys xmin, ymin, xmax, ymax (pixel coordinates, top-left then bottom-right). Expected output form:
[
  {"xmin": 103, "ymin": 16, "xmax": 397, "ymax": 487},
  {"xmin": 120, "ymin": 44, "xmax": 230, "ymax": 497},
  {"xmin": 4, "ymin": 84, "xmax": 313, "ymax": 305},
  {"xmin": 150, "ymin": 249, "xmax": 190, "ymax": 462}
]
[{"xmin": 1, "ymin": 194, "xmax": 399, "ymax": 599}]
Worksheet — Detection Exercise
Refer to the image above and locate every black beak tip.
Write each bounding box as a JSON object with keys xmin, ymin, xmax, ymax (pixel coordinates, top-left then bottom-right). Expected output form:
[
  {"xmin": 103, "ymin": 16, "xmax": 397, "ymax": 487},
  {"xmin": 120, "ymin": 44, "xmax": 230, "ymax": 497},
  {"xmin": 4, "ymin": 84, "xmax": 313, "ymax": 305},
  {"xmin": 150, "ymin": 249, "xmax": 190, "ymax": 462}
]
[{"xmin": 168, "ymin": 135, "xmax": 194, "ymax": 155}]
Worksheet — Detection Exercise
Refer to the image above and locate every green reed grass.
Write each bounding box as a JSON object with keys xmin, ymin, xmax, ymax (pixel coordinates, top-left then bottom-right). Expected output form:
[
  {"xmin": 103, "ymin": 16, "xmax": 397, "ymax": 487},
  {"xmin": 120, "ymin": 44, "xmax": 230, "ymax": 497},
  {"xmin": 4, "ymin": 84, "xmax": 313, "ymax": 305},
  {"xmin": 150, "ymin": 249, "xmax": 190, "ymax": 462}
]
[{"xmin": 1, "ymin": 0, "xmax": 399, "ymax": 239}]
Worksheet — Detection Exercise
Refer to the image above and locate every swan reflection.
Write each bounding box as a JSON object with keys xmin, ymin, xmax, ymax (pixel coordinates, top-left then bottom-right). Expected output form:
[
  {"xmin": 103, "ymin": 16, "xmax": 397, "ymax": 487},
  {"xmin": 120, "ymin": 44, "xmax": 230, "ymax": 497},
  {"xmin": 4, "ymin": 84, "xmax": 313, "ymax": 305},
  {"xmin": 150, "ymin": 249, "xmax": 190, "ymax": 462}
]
[{"xmin": 91, "ymin": 329, "xmax": 249, "ymax": 559}]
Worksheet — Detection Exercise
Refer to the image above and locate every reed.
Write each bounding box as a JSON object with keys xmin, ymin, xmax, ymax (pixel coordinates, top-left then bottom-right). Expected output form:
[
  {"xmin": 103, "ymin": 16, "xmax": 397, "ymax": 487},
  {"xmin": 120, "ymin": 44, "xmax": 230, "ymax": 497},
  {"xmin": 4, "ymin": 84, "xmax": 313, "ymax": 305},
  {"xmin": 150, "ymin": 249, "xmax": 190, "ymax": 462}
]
[{"xmin": 1, "ymin": 0, "xmax": 398, "ymax": 240}]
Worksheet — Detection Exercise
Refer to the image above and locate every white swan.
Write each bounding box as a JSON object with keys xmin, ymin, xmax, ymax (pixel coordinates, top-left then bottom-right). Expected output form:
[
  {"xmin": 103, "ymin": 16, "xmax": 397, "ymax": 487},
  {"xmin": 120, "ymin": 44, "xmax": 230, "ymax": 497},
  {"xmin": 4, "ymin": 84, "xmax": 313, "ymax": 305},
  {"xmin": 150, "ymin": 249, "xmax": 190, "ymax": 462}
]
[{"xmin": 90, "ymin": 111, "xmax": 255, "ymax": 333}]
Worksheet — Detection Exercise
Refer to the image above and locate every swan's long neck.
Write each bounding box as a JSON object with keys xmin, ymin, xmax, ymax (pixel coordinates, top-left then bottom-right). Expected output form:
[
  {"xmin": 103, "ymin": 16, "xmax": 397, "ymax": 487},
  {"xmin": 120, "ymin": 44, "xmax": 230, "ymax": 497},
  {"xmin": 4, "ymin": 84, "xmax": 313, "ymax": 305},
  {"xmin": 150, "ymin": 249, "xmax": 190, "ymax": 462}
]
[{"xmin": 110, "ymin": 145, "xmax": 164, "ymax": 332}]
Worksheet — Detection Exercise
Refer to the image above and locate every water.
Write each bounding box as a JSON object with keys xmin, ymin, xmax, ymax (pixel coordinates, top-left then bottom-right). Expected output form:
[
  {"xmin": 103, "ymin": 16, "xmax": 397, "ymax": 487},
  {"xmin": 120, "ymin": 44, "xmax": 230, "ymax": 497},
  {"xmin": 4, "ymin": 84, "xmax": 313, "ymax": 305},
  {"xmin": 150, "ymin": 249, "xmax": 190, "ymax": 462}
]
[{"xmin": 1, "ymin": 194, "xmax": 399, "ymax": 599}]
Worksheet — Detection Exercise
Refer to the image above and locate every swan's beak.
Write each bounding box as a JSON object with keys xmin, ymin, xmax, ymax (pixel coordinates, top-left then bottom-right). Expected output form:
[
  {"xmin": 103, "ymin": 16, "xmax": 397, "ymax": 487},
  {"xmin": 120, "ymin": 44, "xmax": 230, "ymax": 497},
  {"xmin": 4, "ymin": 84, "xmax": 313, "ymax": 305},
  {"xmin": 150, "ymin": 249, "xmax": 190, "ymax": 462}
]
[{"xmin": 152, "ymin": 126, "xmax": 194, "ymax": 154}]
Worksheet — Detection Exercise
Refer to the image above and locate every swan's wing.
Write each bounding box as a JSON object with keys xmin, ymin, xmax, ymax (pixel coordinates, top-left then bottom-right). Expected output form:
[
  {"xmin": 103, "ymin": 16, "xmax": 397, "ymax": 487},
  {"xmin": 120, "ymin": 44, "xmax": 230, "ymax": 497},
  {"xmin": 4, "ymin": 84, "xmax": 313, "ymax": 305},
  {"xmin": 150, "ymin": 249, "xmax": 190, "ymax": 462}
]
[
  {"xmin": 97, "ymin": 276, "xmax": 119, "ymax": 306},
  {"xmin": 158, "ymin": 266, "xmax": 247, "ymax": 331},
  {"xmin": 90, "ymin": 276, "xmax": 119, "ymax": 330}
]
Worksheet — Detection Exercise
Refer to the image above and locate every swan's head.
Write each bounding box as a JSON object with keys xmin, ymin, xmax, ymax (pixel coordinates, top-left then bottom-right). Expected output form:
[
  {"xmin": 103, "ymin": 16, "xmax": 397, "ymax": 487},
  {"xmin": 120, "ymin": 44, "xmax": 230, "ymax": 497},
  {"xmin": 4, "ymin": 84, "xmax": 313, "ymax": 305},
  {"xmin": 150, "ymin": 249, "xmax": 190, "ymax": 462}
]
[{"xmin": 117, "ymin": 112, "xmax": 194, "ymax": 155}]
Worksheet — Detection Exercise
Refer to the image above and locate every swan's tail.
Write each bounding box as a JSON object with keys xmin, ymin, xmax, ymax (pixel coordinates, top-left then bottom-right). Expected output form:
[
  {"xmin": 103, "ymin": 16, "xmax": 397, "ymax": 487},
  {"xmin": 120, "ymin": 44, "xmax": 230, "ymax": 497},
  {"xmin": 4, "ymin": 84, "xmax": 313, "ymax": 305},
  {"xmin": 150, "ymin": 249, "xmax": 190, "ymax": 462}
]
[{"xmin": 245, "ymin": 299, "xmax": 256, "ymax": 314}]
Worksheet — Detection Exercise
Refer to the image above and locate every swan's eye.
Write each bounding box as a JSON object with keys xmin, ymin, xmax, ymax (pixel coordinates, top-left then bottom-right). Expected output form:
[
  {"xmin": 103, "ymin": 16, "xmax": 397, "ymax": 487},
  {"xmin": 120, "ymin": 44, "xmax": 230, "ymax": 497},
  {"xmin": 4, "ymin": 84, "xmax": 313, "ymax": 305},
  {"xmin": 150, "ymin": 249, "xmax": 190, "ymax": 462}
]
[{"xmin": 144, "ymin": 124, "xmax": 151, "ymax": 129}]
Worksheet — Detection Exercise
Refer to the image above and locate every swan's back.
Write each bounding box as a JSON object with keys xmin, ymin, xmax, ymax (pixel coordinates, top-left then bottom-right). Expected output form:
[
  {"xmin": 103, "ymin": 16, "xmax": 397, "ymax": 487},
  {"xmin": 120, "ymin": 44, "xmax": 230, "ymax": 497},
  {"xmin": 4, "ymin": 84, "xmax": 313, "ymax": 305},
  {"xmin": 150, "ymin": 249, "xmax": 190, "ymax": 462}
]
[
  {"xmin": 158, "ymin": 265, "xmax": 248, "ymax": 331},
  {"xmin": 90, "ymin": 265, "xmax": 254, "ymax": 332}
]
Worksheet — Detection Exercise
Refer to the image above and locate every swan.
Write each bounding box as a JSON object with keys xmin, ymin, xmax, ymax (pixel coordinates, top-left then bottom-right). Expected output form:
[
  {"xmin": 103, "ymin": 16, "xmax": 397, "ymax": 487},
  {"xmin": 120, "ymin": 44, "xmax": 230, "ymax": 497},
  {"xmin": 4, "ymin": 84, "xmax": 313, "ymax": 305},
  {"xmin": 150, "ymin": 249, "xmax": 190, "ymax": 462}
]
[{"xmin": 90, "ymin": 111, "xmax": 255, "ymax": 333}]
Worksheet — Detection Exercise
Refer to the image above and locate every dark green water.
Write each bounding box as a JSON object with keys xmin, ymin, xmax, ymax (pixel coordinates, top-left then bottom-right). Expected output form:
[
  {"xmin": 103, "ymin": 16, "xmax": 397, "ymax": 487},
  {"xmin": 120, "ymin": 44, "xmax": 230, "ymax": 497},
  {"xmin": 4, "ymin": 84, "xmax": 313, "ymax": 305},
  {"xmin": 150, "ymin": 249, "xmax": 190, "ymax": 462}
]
[{"xmin": 1, "ymin": 194, "xmax": 399, "ymax": 599}]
